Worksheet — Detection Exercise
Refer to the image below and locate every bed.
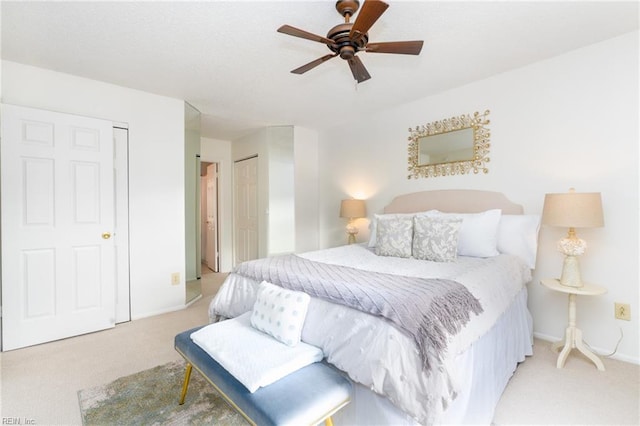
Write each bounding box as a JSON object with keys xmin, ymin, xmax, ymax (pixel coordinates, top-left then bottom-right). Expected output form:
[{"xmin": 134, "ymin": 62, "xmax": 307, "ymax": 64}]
[{"xmin": 208, "ymin": 189, "xmax": 540, "ymax": 425}]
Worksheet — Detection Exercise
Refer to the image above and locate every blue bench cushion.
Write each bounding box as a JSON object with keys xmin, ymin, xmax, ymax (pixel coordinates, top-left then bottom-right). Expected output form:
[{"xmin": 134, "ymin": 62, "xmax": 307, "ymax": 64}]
[{"xmin": 175, "ymin": 326, "xmax": 352, "ymax": 426}]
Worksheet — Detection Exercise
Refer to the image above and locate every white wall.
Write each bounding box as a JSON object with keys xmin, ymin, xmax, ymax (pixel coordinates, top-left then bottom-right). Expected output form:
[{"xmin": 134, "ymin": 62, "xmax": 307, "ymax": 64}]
[
  {"xmin": 294, "ymin": 126, "xmax": 320, "ymax": 253},
  {"xmin": 2, "ymin": 61, "xmax": 187, "ymax": 319},
  {"xmin": 200, "ymin": 136, "xmax": 233, "ymax": 272},
  {"xmin": 317, "ymin": 32, "xmax": 639, "ymax": 363},
  {"xmin": 202, "ymin": 126, "xmax": 319, "ymax": 269},
  {"xmin": 267, "ymin": 126, "xmax": 295, "ymax": 255}
]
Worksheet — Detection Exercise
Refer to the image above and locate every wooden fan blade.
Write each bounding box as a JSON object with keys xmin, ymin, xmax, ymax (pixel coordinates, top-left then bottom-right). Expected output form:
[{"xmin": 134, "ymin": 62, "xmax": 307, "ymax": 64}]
[
  {"xmin": 291, "ymin": 54, "xmax": 338, "ymax": 74},
  {"xmin": 366, "ymin": 40, "xmax": 424, "ymax": 55},
  {"xmin": 347, "ymin": 56, "xmax": 371, "ymax": 83},
  {"xmin": 278, "ymin": 24, "xmax": 336, "ymax": 47},
  {"xmin": 349, "ymin": 0, "xmax": 389, "ymax": 41}
]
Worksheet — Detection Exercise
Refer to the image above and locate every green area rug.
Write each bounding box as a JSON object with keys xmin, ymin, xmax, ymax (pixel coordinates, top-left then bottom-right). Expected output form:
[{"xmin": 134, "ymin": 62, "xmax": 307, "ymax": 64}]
[{"xmin": 78, "ymin": 360, "xmax": 247, "ymax": 425}]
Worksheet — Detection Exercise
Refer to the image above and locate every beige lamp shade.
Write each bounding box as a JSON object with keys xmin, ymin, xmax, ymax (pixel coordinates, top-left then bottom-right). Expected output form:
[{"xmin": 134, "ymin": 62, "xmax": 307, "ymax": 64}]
[
  {"xmin": 339, "ymin": 199, "xmax": 366, "ymax": 219},
  {"xmin": 542, "ymin": 190, "xmax": 604, "ymax": 228}
]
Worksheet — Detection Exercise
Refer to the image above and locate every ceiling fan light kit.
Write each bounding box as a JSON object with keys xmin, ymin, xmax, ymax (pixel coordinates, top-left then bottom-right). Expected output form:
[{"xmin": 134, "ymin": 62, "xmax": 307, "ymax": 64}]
[{"xmin": 278, "ymin": 0, "xmax": 424, "ymax": 83}]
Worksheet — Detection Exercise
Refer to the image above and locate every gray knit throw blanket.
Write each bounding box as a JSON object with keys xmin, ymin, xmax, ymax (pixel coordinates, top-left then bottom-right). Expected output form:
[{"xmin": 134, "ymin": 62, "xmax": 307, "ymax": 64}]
[{"xmin": 233, "ymin": 254, "xmax": 483, "ymax": 372}]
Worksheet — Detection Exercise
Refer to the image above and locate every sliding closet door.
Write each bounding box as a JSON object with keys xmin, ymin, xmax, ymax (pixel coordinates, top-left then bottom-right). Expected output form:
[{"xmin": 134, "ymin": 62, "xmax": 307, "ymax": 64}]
[{"xmin": 1, "ymin": 104, "xmax": 116, "ymax": 350}]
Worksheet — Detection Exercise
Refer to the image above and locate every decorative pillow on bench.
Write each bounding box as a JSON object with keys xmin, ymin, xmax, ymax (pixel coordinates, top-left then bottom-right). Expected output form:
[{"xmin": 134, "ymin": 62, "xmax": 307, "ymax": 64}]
[{"xmin": 251, "ymin": 281, "xmax": 311, "ymax": 347}]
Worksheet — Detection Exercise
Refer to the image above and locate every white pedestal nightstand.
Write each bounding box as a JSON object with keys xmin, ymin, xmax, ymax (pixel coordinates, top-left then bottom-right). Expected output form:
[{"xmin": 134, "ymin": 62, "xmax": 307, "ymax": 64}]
[{"xmin": 540, "ymin": 278, "xmax": 607, "ymax": 371}]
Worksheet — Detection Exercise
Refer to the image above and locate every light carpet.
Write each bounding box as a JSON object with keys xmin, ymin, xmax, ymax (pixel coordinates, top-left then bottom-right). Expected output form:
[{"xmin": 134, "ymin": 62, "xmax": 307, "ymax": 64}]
[
  {"xmin": 3, "ymin": 272, "xmax": 637, "ymax": 425},
  {"xmin": 78, "ymin": 359, "xmax": 246, "ymax": 426}
]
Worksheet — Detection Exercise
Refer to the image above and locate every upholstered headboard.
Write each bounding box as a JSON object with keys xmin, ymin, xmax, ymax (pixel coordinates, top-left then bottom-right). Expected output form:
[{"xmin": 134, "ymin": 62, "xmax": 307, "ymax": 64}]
[{"xmin": 383, "ymin": 190, "xmax": 524, "ymax": 215}]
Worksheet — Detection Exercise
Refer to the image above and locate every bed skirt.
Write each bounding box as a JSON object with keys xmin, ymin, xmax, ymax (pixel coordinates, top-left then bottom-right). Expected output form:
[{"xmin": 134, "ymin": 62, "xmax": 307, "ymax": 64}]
[{"xmin": 330, "ymin": 287, "xmax": 533, "ymax": 425}]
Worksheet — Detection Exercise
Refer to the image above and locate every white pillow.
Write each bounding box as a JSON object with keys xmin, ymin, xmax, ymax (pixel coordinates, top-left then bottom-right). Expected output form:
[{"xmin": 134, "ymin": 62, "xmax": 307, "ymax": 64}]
[
  {"xmin": 497, "ymin": 214, "xmax": 541, "ymax": 269},
  {"xmin": 374, "ymin": 215, "xmax": 413, "ymax": 258},
  {"xmin": 412, "ymin": 215, "xmax": 463, "ymax": 262},
  {"xmin": 419, "ymin": 209, "xmax": 502, "ymax": 258},
  {"xmin": 251, "ymin": 281, "xmax": 311, "ymax": 347}
]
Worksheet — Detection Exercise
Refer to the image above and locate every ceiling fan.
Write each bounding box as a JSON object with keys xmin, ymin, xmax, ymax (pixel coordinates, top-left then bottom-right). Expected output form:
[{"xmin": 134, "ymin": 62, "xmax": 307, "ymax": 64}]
[{"xmin": 277, "ymin": 0, "xmax": 424, "ymax": 83}]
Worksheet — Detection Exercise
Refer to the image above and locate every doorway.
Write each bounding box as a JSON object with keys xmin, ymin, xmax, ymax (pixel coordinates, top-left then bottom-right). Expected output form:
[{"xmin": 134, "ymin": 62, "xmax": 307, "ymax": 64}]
[{"xmin": 200, "ymin": 161, "xmax": 220, "ymax": 273}]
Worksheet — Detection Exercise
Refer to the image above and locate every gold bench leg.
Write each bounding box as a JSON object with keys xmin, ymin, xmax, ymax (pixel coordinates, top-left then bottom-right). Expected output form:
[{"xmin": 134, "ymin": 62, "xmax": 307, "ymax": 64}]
[
  {"xmin": 179, "ymin": 363, "xmax": 193, "ymax": 405},
  {"xmin": 325, "ymin": 417, "xmax": 334, "ymax": 426}
]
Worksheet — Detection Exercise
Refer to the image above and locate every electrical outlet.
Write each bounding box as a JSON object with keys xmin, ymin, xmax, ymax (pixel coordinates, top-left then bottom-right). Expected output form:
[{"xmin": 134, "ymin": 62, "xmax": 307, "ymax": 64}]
[
  {"xmin": 171, "ymin": 272, "xmax": 180, "ymax": 286},
  {"xmin": 614, "ymin": 303, "xmax": 631, "ymax": 321}
]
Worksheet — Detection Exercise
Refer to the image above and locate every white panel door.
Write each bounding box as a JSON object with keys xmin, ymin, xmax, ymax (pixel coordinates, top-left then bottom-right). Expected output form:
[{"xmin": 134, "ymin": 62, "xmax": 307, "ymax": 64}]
[
  {"xmin": 234, "ymin": 157, "xmax": 258, "ymax": 265},
  {"xmin": 1, "ymin": 104, "xmax": 116, "ymax": 350},
  {"xmin": 205, "ymin": 163, "xmax": 219, "ymax": 272}
]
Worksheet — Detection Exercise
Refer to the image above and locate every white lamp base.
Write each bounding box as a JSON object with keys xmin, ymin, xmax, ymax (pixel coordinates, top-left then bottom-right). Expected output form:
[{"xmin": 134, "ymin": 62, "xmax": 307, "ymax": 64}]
[
  {"xmin": 346, "ymin": 223, "xmax": 358, "ymax": 245},
  {"xmin": 560, "ymin": 255, "xmax": 583, "ymax": 288}
]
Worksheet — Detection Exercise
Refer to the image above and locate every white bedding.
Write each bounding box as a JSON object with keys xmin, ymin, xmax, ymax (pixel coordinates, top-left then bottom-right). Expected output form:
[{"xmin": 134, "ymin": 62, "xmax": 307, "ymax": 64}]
[{"xmin": 208, "ymin": 244, "xmax": 532, "ymax": 424}]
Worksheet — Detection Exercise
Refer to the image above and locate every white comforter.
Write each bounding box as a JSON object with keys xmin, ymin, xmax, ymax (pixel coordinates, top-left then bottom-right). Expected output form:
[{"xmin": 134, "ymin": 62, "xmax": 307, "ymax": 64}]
[{"xmin": 208, "ymin": 244, "xmax": 532, "ymax": 424}]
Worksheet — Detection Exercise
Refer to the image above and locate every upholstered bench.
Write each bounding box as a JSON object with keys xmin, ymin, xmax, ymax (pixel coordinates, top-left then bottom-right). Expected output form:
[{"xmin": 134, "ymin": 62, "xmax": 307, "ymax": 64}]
[{"xmin": 175, "ymin": 326, "xmax": 352, "ymax": 426}]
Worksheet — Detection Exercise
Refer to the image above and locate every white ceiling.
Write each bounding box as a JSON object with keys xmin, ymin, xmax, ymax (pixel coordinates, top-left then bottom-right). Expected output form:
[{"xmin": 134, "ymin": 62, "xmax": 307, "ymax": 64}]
[{"xmin": 2, "ymin": 1, "xmax": 638, "ymax": 141}]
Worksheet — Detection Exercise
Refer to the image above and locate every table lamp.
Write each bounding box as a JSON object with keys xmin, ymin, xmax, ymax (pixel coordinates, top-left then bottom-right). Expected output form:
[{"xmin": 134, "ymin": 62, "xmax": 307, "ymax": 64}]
[
  {"xmin": 541, "ymin": 188, "xmax": 604, "ymax": 287},
  {"xmin": 339, "ymin": 199, "xmax": 366, "ymax": 244}
]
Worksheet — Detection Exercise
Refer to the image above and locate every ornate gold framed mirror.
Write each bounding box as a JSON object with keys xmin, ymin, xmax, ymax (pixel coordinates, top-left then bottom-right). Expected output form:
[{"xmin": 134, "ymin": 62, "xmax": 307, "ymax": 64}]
[{"xmin": 407, "ymin": 110, "xmax": 490, "ymax": 179}]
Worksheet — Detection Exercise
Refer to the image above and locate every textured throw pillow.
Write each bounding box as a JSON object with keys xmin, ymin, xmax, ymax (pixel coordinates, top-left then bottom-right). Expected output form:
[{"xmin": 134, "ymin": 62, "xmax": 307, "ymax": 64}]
[
  {"xmin": 368, "ymin": 213, "xmax": 416, "ymax": 248},
  {"xmin": 251, "ymin": 281, "xmax": 311, "ymax": 347},
  {"xmin": 418, "ymin": 209, "xmax": 502, "ymax": 258},
  {"xmin": 374, "ymin": 215, "xmax": 413, "ymax": 258},
  {"xmin": 412, "ymin": 215, "xmax": 463, "ymax": 262},
  {"xmin": 497, "ymin": 214, "xmax": 541, "ymax": 269}
]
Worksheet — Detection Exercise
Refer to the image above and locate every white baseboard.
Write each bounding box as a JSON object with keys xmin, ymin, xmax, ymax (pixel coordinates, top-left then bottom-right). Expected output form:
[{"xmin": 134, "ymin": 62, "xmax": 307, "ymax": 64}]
[
  {"xmin": 185, "ymin": 294, "xmax": 203, "ymax": 308},
  {"xmin": 131, "ymin": 304, "xmax": 187, "ymax": 321},
  {"xmin": 533, "ymin": 331, "xmax": 639, "ymax": 365}
]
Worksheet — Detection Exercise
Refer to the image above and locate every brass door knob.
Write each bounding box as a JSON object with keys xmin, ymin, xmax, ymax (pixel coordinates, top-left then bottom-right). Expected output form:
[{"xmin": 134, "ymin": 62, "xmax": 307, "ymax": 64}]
[{"xmin": 102, "ymin": 232, "xmax": 111, "ymax": 240}]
